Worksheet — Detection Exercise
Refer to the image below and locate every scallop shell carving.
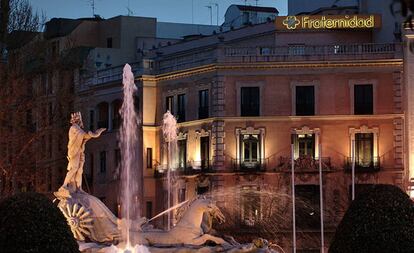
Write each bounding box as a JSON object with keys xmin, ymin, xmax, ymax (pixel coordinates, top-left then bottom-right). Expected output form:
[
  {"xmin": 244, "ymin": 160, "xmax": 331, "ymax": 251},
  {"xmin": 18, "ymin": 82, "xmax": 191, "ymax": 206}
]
[{"xmin": 59, "ymin": 203, "xmax": 93, "ymax": 241}]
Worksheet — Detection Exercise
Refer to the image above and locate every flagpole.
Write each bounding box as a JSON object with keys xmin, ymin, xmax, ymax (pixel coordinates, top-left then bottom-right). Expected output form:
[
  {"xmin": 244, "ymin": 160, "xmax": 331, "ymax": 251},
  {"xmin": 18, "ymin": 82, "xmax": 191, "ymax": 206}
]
[
  {"xmin": 291, "ymin": 140, "xmax": 296, "ymax": 253},
  {"xmin": 351, "ymin": 139, "xmax": 355, "ymax": 200},
  {"xmin": 319, "ymin": 143, "xmax": 324, "ymax": 253}
]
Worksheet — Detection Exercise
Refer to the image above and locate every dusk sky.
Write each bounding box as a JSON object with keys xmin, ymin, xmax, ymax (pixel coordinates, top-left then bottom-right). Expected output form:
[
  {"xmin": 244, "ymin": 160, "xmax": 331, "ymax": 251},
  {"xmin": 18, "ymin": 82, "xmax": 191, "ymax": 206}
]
[{"xmin": 30, "ymin": 0, "xmax": 288, "ymax": 26}]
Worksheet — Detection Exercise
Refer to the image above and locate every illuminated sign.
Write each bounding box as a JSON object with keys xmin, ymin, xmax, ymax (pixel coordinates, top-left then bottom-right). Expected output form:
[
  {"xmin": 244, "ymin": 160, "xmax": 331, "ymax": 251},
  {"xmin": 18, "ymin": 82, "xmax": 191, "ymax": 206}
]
[{"xmin": 275, "ymin": 15, "xmax": 381, "ymax": 30}]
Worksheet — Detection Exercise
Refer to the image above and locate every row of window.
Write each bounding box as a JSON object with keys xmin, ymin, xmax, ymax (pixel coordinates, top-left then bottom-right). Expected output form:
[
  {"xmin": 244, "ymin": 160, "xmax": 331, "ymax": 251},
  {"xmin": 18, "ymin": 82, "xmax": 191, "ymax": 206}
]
[
  {"xmin": 90, "ymin": 97, "xmax": 139, "ymax": 131},
  {"xmin": 87, "ymin": 149, "xmax": 121, "ymax": 179},
  {"xmin": 241, "ymin": 84, "xmax": 373, "ymax": 116},
  {"xmin": 165, "ymin": 84, "xmax": 374, "ymax": 122},
  {"xmin": 172, "ymin": 132, "xmax": 376, "ymax": 171},
  {"xmin": 166, "ymin": 89, "xmax": 209, "ymax": 122}
]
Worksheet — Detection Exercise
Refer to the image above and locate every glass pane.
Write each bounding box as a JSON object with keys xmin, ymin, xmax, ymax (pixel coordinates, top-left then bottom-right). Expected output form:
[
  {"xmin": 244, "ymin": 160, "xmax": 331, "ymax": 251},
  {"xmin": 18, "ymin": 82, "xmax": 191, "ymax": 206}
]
[
  {"xmin": 241, "ymin": 87, "xmax": 260, "ymax": 116},
  {"xmin": 354, "ymin": 84, "xmax": 373, "ymax": 114},
  {"xmin": 244, "ymin": 141, "xmax": 250, "ymax": 161},
  {"xmin": 296, "ymin": 86, "xmax": 314, "ymax": 116},
  {"xmin": 251, "ymin": 142, "xmax": 258, "ymax": 160},
  {"xmin": 355, "ymin": 133, "xmax": 373, "ymax": 167}
]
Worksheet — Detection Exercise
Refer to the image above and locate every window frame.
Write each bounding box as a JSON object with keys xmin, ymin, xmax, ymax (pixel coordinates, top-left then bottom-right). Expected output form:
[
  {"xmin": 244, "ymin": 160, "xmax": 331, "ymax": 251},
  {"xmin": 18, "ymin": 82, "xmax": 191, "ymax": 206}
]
[
  {"xmin": 353, "ymin": 84, "xmax": 374, "ymax": 115},
  {"xmin": 295, "ymin": 85, "xmax": 315, "ymax": 116},
  {"xmin": 291, "ymin": 81, "xmax": 319, "ymax": 116},
  {"xmin": 349, "ymin": 79, "xmax": 377, "ymax": 115},
  {"xmin": 177, "ymin": 94, "xmax": 186, "ymax": 122},
  {"xmin": 235, "ymin": 127, "xmax": 265, "ymax": 168},
  {"xmin": 99, "ymin": 151, "xmax": 107, "ymax": 173},
  {"xmin": 198, "ymin": 89, "xmax": 209, "ymax": 119},
  {"xmin": 236, "ymin": 81, "xmax": 264, "ymax": 117},
  {"xmin": 146, "ymin": 147, "xmax": 153, "ymax": 169},
  {"xmin": 349, "ymin": 125, "xmax": 379, "ymax": 171},
  {"xmin": 240, "ymin": 87, "xmax": 260, "ymax": 117}
]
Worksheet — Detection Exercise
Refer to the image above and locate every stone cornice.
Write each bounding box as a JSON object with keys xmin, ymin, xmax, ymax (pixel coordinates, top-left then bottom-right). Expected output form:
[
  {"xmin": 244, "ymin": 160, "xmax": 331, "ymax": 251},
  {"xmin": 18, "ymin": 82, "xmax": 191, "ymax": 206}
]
[
  {"xmin": 136, "ymin": 59, "xmax": 403, "ymax": 82},
  {"xmin": 142, "ymin": 114, "xmax": 403, "ymax": 128}
]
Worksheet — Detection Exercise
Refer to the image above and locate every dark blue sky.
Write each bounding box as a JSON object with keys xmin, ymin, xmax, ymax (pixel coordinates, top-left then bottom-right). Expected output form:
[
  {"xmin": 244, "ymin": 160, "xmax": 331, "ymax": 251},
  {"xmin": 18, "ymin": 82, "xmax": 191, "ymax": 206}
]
[{"xmin": 30, "ymin": 0, "xmax": 287, "ymax": 25}]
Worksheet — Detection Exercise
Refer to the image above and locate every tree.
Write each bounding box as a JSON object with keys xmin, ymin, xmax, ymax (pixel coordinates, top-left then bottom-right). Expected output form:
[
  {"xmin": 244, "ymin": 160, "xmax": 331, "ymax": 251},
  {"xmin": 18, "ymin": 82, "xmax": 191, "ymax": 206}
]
[
  {"xmin": 0, "ymin": 0, "xmax": 76, "ymax": 198},
  {"xmin": 329, "ymin": 184, "xmax": 414, "ymax": 253},
  {"xmin": 0, "ymin": 0, "xmax": 45, "ymax": 58},
  {"xmin": 0, "ymin": 192, "xmax": 80, "ymax": 252}
]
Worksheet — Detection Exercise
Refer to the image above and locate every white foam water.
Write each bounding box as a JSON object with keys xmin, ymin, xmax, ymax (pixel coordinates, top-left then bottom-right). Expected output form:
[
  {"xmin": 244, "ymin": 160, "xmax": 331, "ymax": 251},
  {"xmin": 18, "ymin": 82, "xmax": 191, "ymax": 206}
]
[{"xmin": 162, "ymin": 111, "xmax": 178, "ymax": 230}]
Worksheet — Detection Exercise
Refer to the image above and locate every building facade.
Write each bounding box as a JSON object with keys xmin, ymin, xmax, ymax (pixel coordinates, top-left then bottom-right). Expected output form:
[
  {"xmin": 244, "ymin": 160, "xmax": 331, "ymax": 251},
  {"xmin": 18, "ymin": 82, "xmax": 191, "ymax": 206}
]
[
  {"xmin": 2, "ymin": 4, "xmax": 413, "ymax": 253},
  {"xmin": 138, "ymin": 16, "xmax": 405, "ymax": 251}
]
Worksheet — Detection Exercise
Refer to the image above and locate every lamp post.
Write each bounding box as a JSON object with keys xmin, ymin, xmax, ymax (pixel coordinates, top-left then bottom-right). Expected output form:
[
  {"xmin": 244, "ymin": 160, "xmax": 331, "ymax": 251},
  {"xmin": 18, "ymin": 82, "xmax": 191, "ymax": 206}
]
[
  {"xmin": 291, "ymin": 138, "xmax": 296, "ymax": 253},
  {"xmin": 319, "ymin": 143, "xmax": 324, "ymax": 253}
]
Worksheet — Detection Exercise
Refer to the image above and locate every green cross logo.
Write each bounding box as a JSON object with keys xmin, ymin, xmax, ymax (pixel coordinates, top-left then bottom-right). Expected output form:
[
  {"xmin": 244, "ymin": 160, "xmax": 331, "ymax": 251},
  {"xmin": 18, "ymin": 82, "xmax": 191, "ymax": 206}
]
[{"xmin": 283, "ymin": 16, "xmax": 300, "ymax": 30}]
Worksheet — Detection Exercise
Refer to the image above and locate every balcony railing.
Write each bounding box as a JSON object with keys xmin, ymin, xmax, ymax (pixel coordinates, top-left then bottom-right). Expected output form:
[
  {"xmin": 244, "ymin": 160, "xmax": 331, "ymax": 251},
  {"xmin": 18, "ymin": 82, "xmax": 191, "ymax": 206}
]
[
  {"xmin": 345, "ymin": 156, "xmax": 380, "ymax": 172},
  {"xmin": 154, "ymin": 160, "xmax": 214, "ymax": 178},
  {"xmin": 223, "ymin": 43, "xmax": 400, "ymax": 63},
  {"xmin": 81, "ymin": 62, "xmax": 143, "ymax": 87},
  {"xmin": 232, "ymin": 158, "xmax": 267, "ymax": 172},
  {"xmin": 275, "ymin": 156, "xmax": 332, "ymax": 172},
  {"xmin": 154, "ymin": 43, "xmax": 400, "ymax": 74}
]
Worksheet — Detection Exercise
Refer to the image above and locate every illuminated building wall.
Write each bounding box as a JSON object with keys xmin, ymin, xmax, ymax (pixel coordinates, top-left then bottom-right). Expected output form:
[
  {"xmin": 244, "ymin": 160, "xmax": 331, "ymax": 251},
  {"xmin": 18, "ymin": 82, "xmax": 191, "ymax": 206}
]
[{"xmin": 139, "ymin": 20, "xmax": 404, "ymax": 251}]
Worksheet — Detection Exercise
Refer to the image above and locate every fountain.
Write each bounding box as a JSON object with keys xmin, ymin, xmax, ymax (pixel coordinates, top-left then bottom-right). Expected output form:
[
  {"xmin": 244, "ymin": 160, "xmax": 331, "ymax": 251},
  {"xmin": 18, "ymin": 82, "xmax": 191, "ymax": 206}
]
[
  {"xmin": 118, "ymin": 63, "xmax": 142, "ymax": 251},
  {"xmin": 162, "ymin": 111, "xmax": 178, "ymax": 230},
  {"xmin": 53, "ymin": 64, "xmax": 280, "ymax": 253}
]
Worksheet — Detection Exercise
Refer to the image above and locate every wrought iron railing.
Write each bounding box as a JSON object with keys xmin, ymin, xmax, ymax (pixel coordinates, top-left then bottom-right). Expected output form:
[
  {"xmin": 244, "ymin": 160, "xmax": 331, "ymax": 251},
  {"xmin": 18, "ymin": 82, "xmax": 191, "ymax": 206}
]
[
  {"xmin": 275, "ymin": 156, "xmax": 332, "ymax": 172},
  {"xmin": 232, "ymin": 158, "xmax": 268, "ymax": 172},
  {"xmin": 345, "ymin": 156, "xmax": 380, "ymax": 172},
  {"xmin": 154, "ymin": 160, "xmax": 214, "ymax": 178}
]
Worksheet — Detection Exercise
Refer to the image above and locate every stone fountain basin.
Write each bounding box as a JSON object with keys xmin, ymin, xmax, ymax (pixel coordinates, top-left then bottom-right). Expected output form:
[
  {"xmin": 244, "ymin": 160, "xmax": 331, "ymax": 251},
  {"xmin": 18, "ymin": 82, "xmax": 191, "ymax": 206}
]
[{"xmin": 79, "ymin": 241, "xmax": 279, "ymax": 253}]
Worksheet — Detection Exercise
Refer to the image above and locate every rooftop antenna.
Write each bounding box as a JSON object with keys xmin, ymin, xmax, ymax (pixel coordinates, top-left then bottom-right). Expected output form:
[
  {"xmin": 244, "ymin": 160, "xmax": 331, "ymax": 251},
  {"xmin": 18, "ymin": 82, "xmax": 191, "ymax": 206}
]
[
  {"xmin": 205, "ymin": 5, "xmax": 213, "ymax": 25},
  {"xmin": 192, "ymin": 0, "xmax": 194, "ymax": 24},
  {"xmin": 126, "ymin": 0, "xmax": 133, "ymax": 16},
  {"xmin": 91, "ymin": 0, "xmax": 95, "ymax": 16},
  {"xmin": 214, "ymin": 3, "xmax": 219, "ymax": 26}
]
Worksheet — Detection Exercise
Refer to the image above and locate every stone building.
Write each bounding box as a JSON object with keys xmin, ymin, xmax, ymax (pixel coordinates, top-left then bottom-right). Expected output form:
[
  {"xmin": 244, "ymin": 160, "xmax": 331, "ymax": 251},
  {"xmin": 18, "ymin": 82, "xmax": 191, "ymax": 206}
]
[
  {"xmin": 137, "ymin": 12, "xmax": 405, "ymax": 252},
  {"xmin": 2, "ymin": 3, "xmax": 413, "ymax": 252}
]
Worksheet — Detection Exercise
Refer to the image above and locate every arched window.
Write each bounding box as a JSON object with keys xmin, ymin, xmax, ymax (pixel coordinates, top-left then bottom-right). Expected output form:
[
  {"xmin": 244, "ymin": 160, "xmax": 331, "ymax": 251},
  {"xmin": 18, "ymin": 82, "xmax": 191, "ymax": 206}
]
[
  {"xmin": 97, "ymin": 102, "xmax": 109, "ymax": 129},
  {"xmin": 111, "ymin": 99, "xmax": 122, "ymax": 129}
]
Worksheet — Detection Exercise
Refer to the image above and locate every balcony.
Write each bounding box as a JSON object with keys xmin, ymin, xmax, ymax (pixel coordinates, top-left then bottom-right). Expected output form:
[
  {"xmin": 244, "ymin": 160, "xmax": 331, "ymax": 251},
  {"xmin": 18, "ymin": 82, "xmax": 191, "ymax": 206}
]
[
  {"xmin": 345, "ymin": 156, "xmax": 380, "ymax": 172},
  {"xmin": 275, "ymin": 156, "xmax": 332, "ymax": 172},
  {"xmin": 154, "ymin": 160, "xmax": 213, "ymax": 178},
  {"xmin": 222, "ymin": 43, "xmax": 401, "ymax": 63},
  {"xmin": 232, "ymin": 158, "xmax": 267, "ymax": 172},
  {"xmin": 81, "ymin": 62, "xmax": 143, "ymax": 87},
  {"xmin": 153, "ymin": 43, "xmax": 401, "ymax": 74}
]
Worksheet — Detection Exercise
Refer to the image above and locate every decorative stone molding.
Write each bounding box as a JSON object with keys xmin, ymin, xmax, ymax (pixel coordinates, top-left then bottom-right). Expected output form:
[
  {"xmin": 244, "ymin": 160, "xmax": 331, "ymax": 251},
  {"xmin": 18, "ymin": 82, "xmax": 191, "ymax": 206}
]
[
  {"xmin": 212, "ymin": 120, "xmax": 225, "ymax": 170},
  {"xmin": 393, "ymin": 118, "xmax": 404, "ymax": 169},
  {"xmin": 177, "ymin": 131, "xmax": 188, "ymax": 141},
  {"xmin": 349, "ymin": 125, "xmax": 379, "ymax": 159},
  {"xmin": 393, "ymin": 71, "xmax": 403, "ymax": 114},
  {"xmin": 235, "ymin": 127, "xmax": 266, "ymax": 164},
  {"xmin": 291, "ymin": 126, "xmax": 321, "ymax": 159},
  {"xmin": 211, "ymin": 76, "xmax": 225, "ymax": 117}
]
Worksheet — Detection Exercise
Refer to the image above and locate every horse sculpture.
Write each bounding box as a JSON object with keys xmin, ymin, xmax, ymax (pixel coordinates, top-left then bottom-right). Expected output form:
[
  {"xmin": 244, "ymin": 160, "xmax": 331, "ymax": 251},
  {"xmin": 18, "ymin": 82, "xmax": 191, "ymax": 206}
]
[{"xmin": 134, "ymin": 198, "xmax": 228, "ymax": 247}]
